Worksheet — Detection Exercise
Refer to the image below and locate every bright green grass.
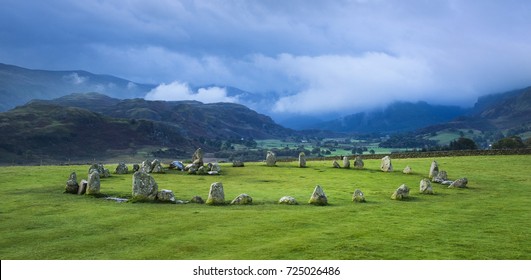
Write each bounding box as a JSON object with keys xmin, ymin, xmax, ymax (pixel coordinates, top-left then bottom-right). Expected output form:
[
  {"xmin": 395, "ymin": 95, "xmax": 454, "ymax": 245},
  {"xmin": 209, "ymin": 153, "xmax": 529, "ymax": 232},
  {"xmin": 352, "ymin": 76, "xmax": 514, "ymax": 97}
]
[{"xmin": 0, "ymin": 156, "xmax": 529, "ymax": 260}]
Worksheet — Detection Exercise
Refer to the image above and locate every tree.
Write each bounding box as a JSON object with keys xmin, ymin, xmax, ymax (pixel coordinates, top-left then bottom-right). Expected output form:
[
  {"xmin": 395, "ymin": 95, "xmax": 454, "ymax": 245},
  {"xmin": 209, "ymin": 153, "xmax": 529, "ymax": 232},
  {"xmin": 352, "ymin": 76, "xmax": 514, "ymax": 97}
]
[
  {"xmin": 492, "ymin": 136, "xmax": 525, "ymax": 149},
  {"xmin": 448, "ymin": 137, "xmax": 477, "ymax": 150}
]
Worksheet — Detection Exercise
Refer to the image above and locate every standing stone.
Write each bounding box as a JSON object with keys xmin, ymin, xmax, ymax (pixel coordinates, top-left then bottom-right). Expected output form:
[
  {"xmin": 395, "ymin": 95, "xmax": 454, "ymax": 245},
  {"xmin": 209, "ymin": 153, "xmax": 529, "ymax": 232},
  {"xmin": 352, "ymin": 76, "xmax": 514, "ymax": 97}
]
[
  {"xmin": 391, "ymin": 184, "xmax": 410, "ymax": 200},
  {"xmin": 449, "ymin": 178, "xmax": 468, "ymax": 188},
  {"xmin": 190, "ymin": 196, "xmax": 205, "ymax": 204},
  {"xmin": 102, "ymin": 168, "xmax": 111, "ymax": 178},
  {"xmin": 265, "ymin": 151, "xmax": 276, "ymax": 166},
  {"xmin": 156, "ymin": 189, "xmax": 177, "ymax": 203},
  {"xmin": 332, "ymin": 160, "xmax": 341, "ymax": 168},
  {"xmin": 132, "ymin": 164, "xmax": 140, "ymax": 172},
  {"xmin": 192, "ymin": 148, "xmax": 204, "ymax": 167},
  {"xmin": 432, "ymin": 170, "xmax": 448, "ymax": 183},
  {"xmin": 352, "ymin": 189, "xmax": 366, "ymax": 203},
  {"xmin": 419, "ymin": 179, "xmax": 434, "ymax": 194},
  {"xmin": 78, "ymin": 179, "xmax": 88, "ymax": 195},
  {"xmin": 380, "ymin": 156, "xmax": 393, "ymax": 172},
  {"xmin": 88, "ymin": 163, "xmax": 105, "ymax": 176},
  {"xmin": 150, "ymin": 159, "xmax": 164, "ymax": 173},
  {"xmin": 299, "ymin": 152, "xmax": 307, "ymax": 168},
  {"xmin": 354, "ymin": 156, "xmax": 364, "ymax": 169},
  {"xmin": 206, "ymin": 182, "xmax": 225, "ymax": 205},
  {"xmin": 86, "ymin": 171, "xmax": 101, "ymax": 195},
  {"xmin": 140, "ymin": 160, "xmax": 151, "ymax": 173},
  {"xmin": 308, "ymin": 185, "xmax": 328, "ymax": 206},
  {"xmin": 209, "ymin": 162, "xmax": 221, "ymax": 172},
  {"xmin": 343, "ymin": 156, "xmax": 350, "ymax": 168},
  {"xmin": 278, "ymin": 196, "xmax": 298, "ymax": 205},
  {"xmin": 403, "ymin": 166, "xmax": 412, "ymax": 174},
  {"xmin": 65, "ymin": 172, "xmax": 80, "ymax": 194},
  {"xmin": 232, "ymin": 161, "xmax": 245, "ymax": 167},
  {"xmin": 231, "ymin": 193, "xmax": 253, "ymax": 205},
  {"xmin": 429, "ymin": 160, "xmax": 439, "ymax": 179},
  {"xmin": 132, "ymin": 171, "xmax": 158, "ymax": 201},
  {"xmin": 115, "ymin": 162, "xmax": 128, "ymax": 174}
]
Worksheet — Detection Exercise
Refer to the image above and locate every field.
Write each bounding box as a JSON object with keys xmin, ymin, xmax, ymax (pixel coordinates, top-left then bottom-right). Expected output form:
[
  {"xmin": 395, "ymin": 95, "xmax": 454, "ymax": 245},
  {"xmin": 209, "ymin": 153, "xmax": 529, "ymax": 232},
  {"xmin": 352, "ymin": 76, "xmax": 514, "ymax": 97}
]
[{"xmin": 0, "ymin": 155, "xmax": 529, "ymax": 260}]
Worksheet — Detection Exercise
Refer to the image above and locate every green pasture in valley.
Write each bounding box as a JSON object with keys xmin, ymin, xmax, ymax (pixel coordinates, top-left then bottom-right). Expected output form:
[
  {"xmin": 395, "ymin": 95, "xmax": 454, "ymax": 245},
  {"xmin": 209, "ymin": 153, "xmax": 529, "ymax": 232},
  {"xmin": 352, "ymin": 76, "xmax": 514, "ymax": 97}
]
[{"xmin": 0, "ymin": 155, "xmax": 529, "ymax": 260}]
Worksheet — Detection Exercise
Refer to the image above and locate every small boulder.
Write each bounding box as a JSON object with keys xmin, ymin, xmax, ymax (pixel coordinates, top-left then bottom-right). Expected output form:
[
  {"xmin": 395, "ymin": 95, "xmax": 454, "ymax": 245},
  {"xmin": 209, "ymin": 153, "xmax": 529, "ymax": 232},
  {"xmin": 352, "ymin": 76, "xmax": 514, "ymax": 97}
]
[
  {"xmin": 206, "ymin": 182, "xmax": 225, "ymax": 205},
  {"xmin": 429, "ymin": 160, "xmax": 439, "ymax": 179},
  {"xmin": 354, "ymin": 156, "xmax": 364, "ymax": 169},
  {"xmin": 352, "ymin": 189, "xmax": 366, "ymax": 203},
  {"xmin": 308, "ymin": 185, "xmax": 328, "ymax": 206},
  {"xmin": 332, "ymin": 160, "xmax": 341, "ymax": 168},
  {"xmin": 278, "ymin": 196, "xmax": 298, "ymax": 205},
  {"xmin": 419, "ymin": 179, "xmax": 434, "ymax": 194},
  {"xmin": 432, "ymin": 170, "xmax": 448, "ymax": 183},
  {"xmin": 65, "ymin": 172, "xmax": 80, "ymax": 194},
  {"xmin": 391, "ymin": 184, "xmax": 410, "ymax": 200},
  {"xmin": 169, "ymin": 161, "xmax": 184, "ymax": 170},
  {"xmin": 232, "ymin": 161, "xmax": 245, "ymax": 167},
  {"xmin": 403, "ymin": 166, "xmax": 412, "ymax": 174},
  {"xmin": 190, "ymin": 196, "xmax": 205, "ymax": 204},
  {"xmin": 209, "ymin": 162, "xmax": 221, "ymax": 172},
  {"xmin": 380, "ymin": 156, "xmax": 393, "ymax": 172},
  {"xmin": 231, "ymin": 193, "xmax": 253, "ymax": 205},
  {"xmin": 115, "ymin": 162, "xmax": 128, "ymax": 174},
  {"xmin": 449, "ymin": 178, "xmax": 468, "ymax": 188},
  {"xmin": 132, "ymin": 171, "xmax": 158, "ymax": 201},
  {"xmin": 156, "ymin": 189, "xmax": 177, "ymax": 203},
  {"xmin": 266, "ymin": 151, "xmax": 277, "ymax": 166},
  {"xmin": 86, "ymin": 171, "xmax": 101, "ymax": 195},
  {"xmin": 299, "ymin": 152, "xmax": 307, "ymax": 168},
  {"xmin": 78, "ymin": 179, "xmax": 88, "ymax": 195}
]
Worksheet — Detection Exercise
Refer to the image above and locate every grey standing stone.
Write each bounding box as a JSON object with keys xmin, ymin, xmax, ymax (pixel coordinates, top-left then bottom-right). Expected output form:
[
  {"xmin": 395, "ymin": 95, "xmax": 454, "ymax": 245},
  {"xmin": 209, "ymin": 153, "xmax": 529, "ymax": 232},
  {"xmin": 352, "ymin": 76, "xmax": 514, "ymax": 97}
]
[
  {"xmin": 278, "ymin": 196, "xmax": 298, "ymax": 205},
  {"xmin": 86, "ymin": 171, "xmax": 101, "ymax": 195},
  {"xmin": 65, "ymin": 172, "xmax": 80, "ymax": 194},
  {"xmin": 192, "ymin": 148, "xmax": 204, "ymax": 167},
  {"xmin": 354, "ymin": 156, "xmax": 364, "ymax": 169},
  {"xmin": 132, "ymin": 171, "xmax": 158, "ymax": 201},
  {"xmin": 449, "ymin": 178, "xmax": 468, "ymax": 188},
  {"xmin": 308, "ymin": 185, "xmax": 328, "ymax": 206},
  {"xmin": 391, "ymin": 184, "xmax": 410, "ymax": 200},
  {"xmin": 332, "ymin": 160, "xmax": 341, "ymax": 168},
  {"xmin": 140, "ymin": 160, "xmax": 151, "ymax": 173},
  {"xmin": 231, "ymin": 193, "xmax": 253, "ymax": 205},
  {"xmin": 299, "ymin": 152, "xmax": 307, "ymax": 168},
  {"xmin": 206, "ymin": 182, "xmax": 225, "ymax": 205},
  {"xmin": 380, "ymin": 156, "xmax": 393, "ymax": 172},
  {"xmin": 266, "ymin": 151, "xmax": 277, "ymax": 166},
  {"xmin": 429, "ymin": 160, "xmax": 439, "ymax": 179},
  {"xmin": 419, "ymin": 179, "xmax": 434, "ymax": 194},
  {"xmin": 352, "ymin": 189, "xmax": 366, "ymax": 203},
  {"xmin": 150, "ymin": 159, "xmax": 164, "ymax": 173},
  {"xmin": 343, "ymin": 156, "xmax": 350, "ymax": 168},
  {"xmin": 115, "ymin": 162, "xmax": 128, "ymax": 174},
  {"xmin": 78, "ymin": 179, "xmax": 87, "ymax": 195}
]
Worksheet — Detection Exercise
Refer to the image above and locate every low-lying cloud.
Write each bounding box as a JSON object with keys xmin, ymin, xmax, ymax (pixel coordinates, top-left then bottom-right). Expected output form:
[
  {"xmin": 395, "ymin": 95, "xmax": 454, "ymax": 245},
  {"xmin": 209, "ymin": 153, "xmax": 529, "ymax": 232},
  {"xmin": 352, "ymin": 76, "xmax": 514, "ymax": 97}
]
[{"xmin": 145, "ymin": 82, "xmax": 239, "ymax": 104}]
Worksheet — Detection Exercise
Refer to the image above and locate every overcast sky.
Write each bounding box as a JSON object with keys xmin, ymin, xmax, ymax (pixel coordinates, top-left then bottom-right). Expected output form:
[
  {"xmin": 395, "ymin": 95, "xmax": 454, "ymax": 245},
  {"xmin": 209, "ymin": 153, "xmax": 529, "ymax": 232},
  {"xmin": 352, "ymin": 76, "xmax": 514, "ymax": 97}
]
[{"xmin": 1, "ymin": 0, "xmax": 530, "ymax": 116}]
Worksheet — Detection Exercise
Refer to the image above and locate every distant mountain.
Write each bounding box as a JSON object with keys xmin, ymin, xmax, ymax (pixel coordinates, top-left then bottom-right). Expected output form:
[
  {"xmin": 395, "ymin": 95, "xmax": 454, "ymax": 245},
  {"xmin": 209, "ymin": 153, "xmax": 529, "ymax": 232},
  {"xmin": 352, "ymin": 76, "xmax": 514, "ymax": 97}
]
[
  {"xmin": 309, "ymin": 101, "xmax": 468, "ymax": 134},
  {"xmin": 0, "ymin": 63, "xmax": 155, "ymax": 112}
]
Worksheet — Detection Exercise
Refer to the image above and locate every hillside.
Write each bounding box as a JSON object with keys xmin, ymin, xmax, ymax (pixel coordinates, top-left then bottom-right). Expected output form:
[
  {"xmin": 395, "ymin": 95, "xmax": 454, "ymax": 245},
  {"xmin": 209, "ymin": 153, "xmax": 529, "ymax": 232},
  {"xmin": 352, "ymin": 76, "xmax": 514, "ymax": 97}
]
[{"xmin": 0, "ymin": 63, "xmax": 155, "ymax": 112}]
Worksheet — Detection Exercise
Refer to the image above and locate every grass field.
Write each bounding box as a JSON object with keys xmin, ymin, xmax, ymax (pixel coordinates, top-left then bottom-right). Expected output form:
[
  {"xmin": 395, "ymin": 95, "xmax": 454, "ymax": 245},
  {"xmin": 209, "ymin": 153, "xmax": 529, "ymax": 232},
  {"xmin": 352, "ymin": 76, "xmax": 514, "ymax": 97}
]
[{"xmin": 0, "ymin": 155, "xmax": 529, "ymax": 260}]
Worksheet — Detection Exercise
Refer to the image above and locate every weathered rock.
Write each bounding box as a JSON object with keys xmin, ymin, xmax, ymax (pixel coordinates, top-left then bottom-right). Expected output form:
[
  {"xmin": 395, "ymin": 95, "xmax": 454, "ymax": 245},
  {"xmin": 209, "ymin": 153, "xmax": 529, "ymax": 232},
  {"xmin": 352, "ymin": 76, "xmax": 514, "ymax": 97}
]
[
  {"xmin": 343, "ymin": 156, "xmax": 350, "ymax": 168},
  {"xmin": 206, "ymin": 182, "xmax": 225, "ymax": 205},
  {"xmin": 115, "ymin": 162, "xmax": 128, "ymax": 174},
  {"xmin": 209, "ymin": 162, "xmax": 221, "ymax": 172},
  {"xmin": 354, "ymin": 156, "xmax": 364, "ymax": 169},
  {"xmin": 192, "ymin": 148, "xmax": 204, "ymax": 167},
  {"xmin": 190, "ymin": 196, "xmax": 205, "ymax": 204},
  {"xmin": 403, "ymin": 166, "xmax": 412, "ymax": 174},
  {"xmin": 88, "ymin": 163, "xmax": 105, "ymax": 176},
  {"xmin": 332, "ymin": 160, "xmax": 341, "ymax": 168},
  {"xmin": 391, "ymin": 184, "xmax": 410, "ymax": 200},
  {"xmin": 299, "ymin": 152, "xmax": 307, "ymax": 168},
  {"xmin": 140, "ymin": 160, "xmax": 152, "ymax": 173},
  {"xmin": 308, "ymin": 185, "xmax": 328, "ymax": 206},
  {"xmin": 231, "ymin": 193, "xmax": 253, "ymax": 205},
  {"xmin": 352, "ymin": 189, "xmax": 366, "ymax": 203},
  {"xmin": 429, "ymin": 160, "xmax": 439, "ymax": 179},
  {"xmin": 156, "ymin": 189, "xmax": 176, "ymax": 203},
  {"xmin": 432, "ymin": 170, "xmax": 448, "ymax": 183},
  {"xmin": 197, "ymin": 166, "xmax": 207, "ymax": 175},
  {"xmin": 132, "ymin": 164, "xmax": 140, "ymax": 172},
  {"xmin": 278, "ymin": 196, "xmax": 298, "ymax": 205},
  {"xmin": 380, "ymin": 156, "xmax": 393, "ymax": 172},
  {"xmin": 86, "ymin": 171, "xmax": 101, "ymax": 195},
  {"xmin": 187, "ymin": 165, "xmax": 197, "ymax": 174},
  {"xmin": 65, "ymin": 172, "xmax": 79, "ymax": 194},
  {"xmin": 266, "ymin": 151, "xmax": 276, "ymax": 166},
  {"xmin": 132, "ymin": 171, "xmax": 158, "ymax": 201},
  {"xmin": 102, "ymin": 168, "xmax": 111, "ymax": 178},
  {"xmin": 150, "ymin": 159, "xmax": 164, "ymax": 173},
  {"xmin": 419, "ymin": 179, "xmax": 434, "ymax": 194},
  {"xmin": 169, "ymin": 161, "xmax": 184, "ymax": 170},
  {"xmin": 232, "ymin": 161, "xmax": 245, "ymax": 167},
  {"xmin": 78, "ymin": 179, "xmax": 88, "ymax": 195},
  {"xmin": 449, "ymin": 178, "xmax": 468, "ymax": 188}
]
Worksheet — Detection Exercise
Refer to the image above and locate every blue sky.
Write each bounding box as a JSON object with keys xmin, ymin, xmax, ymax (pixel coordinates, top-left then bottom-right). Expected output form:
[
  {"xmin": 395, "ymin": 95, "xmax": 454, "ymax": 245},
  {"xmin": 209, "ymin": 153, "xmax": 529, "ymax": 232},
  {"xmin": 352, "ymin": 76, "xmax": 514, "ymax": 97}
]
[{"xmin": 1, "ymin": 0, "xmax": 530, "ymax": 116}]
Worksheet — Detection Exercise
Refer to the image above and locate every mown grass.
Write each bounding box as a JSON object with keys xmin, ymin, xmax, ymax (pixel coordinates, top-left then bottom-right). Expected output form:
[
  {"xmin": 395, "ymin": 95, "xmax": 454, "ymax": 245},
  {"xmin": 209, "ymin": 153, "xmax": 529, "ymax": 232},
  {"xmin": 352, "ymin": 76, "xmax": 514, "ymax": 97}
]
[{"xmin": 0, "ymin": 156, "xmax": 529, "ymax": 260}]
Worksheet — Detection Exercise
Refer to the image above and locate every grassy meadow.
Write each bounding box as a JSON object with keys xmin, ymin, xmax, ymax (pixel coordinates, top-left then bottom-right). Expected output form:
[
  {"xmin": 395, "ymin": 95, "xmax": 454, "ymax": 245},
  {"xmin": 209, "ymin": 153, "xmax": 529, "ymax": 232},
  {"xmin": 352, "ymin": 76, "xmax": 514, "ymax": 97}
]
[{"xmin": 0, "ymin": 155, "xmax": 529, "ymax": 260}]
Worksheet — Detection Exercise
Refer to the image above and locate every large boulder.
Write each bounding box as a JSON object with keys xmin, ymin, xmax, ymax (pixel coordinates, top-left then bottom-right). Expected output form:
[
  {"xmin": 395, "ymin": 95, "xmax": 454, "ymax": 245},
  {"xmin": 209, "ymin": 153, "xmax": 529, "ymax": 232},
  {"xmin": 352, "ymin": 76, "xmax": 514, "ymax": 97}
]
[
  {"xmin": 156, "ymin": 189, "xmax": 177, "ymax": 203},
  {"xmin": 86, "ymin": 171, "xmax": 101, "ymax": 195},
  {"xmin": 419, "ymin": 179, "xmax": 434, "ymax": 194},
  {"xmin": 308, "ymin": 185, "xmax": 328, "ymax": 206},
  {"xmin": 192, "ymin": 148, "xmax": 204, "ymax": 167},
  {"xmin": 278, "ymin": 196, "xmax": 298, "ymax": 205},
  {"xmin": 299, "ymin": 152, "xmax": 307, "ymax": 168},
  {"xmin": 206, "ymin": 182, "xmax": 225, "ymax": 205},
  {"xmin": 115, "ymin": 162, "xmax": 128, "ymax": 174},
  {"xmin": 231, "ymin": 193, "xmax": 253, "ymax": 205},
  {"xmin": 64, "ymin": 172, "xmax": 80, "ymax": 194},
  {"xmin": 380, "ymin": 156, "xmax": 393, "ymax": 172},
  {"xmin": 343, "ymin": 156, "xmax": 350, "ymax": 168},
  {"xmin": 352, "ymin": 189, "xmax": 366, "ymax": 203},
  {"xmin": 132, "ymin": 171, "xmax": 158, "ymax": 201},
  {"xmin": 265, "ymin": 151, "xmax": 276, "ymax": 166},
  {"xmin": 391, "ymin": 184, "xmax": 409, "ymax": 200},
  {"xmin": 354, "ymin": 156, "xmax": 364, "ymax": 169},
  {"xmin": 429, "ymin": 160, "xmax": 439, "ymax": 179},
  {"xmin": 449, "ymin": 178, "xmax": 468, "ymax": 188}
]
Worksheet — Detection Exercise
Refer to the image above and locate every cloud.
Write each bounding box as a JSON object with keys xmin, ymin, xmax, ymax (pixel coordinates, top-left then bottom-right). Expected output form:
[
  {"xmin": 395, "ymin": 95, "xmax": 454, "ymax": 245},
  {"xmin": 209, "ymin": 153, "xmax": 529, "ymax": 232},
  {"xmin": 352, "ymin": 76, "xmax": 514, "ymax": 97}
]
[
  {"xmin": 63, "ymin": 72, "xmax": 88, "ymax": 85},
  {"xmin": 145, "ymin": 81, "xmax": 239, "ymax": 103}
]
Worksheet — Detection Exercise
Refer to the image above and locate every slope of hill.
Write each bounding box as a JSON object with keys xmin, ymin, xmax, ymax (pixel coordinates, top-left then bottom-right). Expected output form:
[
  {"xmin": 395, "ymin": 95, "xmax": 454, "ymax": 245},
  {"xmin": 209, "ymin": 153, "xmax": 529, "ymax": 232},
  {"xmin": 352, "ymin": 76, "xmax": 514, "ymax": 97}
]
[{"xmin": 0, "ymin": 63, "xmax": 155, "ymax": 112}]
